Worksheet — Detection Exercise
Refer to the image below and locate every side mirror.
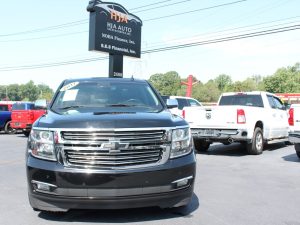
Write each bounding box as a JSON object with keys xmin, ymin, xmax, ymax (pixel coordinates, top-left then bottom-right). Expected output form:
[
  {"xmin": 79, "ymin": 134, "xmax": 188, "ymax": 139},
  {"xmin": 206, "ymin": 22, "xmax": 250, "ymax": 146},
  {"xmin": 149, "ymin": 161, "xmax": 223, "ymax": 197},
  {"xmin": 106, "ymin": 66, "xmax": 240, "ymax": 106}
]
[
  {"xmin": 34, "ymin": 99, "xmax": 47, "ymax": 110},
  {"xmin": 166, "ymin": 99, "xmax": 178, "ymax": 109}
]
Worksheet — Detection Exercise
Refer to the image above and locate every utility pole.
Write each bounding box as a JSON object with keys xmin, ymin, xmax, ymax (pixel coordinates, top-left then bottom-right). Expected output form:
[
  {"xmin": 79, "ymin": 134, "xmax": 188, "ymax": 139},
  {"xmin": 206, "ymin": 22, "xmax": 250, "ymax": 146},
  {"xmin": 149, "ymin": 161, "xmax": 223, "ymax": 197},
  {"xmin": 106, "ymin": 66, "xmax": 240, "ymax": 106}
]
[{"xmin": 5, "ymin": 86, "xmax": 8, "ymax": 100}]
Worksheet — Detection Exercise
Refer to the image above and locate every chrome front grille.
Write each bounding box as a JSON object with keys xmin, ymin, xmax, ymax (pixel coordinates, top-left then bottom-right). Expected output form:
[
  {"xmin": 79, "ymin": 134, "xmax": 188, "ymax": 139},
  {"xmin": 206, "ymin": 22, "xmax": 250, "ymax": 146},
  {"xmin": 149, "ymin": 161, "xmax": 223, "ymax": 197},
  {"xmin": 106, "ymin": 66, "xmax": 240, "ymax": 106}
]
[
  {"xmin": 61, "ymin": 130, "xmax": 165, "ymax": 143},
  {"xmin": 59, "ymin": 130, "xmax": 169, "ymax": 169}
]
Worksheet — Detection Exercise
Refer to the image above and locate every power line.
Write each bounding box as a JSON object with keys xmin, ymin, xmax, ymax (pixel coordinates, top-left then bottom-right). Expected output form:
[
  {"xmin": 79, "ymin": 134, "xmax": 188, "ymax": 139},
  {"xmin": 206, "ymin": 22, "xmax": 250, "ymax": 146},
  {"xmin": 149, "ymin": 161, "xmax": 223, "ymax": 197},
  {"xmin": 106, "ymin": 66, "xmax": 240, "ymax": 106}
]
[
  {"xmin": 0, "ymin": 0, "xmax": 247, "ymax": 37},
  {"xmin": 145, "ymin": 17, "xmax": 300, "ymax": 48},
  {"xmin": 144, "ymin": 0, "xmax": 247, "ymax": 22},
  {"xmin": 0, "ymin": 24, "xmax": 298, "ymax": 72},
  {"xmin": 1, "ymin": 15, "xmax": 299, "ymax": 45},
  {"xmin": 142, "ymin": 24, "xmax": 300, "ymax": 53},
  {"xmin": 0, "ymin": 0, "xmax": 180, "ymax": 37},
  {"xmin": 0, "ymin": 20, "xmax": 88, "ymax": 37},
  {"xmin": 133, "ymin": 0, "xmax": 191, "ymax": 13},
  {"xmin": 0, "ymin": 31, "xmax": 88, "ymax": 43},
  {"xmin": 130, "ymin": 0, "xmax": 174, "ymax": 10}
]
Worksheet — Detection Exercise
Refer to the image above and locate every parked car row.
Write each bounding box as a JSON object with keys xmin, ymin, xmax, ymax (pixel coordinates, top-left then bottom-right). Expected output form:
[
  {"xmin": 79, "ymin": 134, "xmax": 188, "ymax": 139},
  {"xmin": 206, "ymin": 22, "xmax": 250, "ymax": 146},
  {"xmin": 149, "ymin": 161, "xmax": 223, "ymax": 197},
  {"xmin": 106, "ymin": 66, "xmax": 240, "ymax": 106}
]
[{"xmin": 0, "ymin": 100, "xmax": 46, "ymax": 136}]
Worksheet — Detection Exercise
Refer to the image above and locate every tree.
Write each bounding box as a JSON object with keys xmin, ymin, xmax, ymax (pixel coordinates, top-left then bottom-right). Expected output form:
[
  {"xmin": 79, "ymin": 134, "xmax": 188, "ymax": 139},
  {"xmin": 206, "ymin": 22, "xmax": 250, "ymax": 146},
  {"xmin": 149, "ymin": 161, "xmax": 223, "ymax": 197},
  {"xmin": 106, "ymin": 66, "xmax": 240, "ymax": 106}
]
[
  {"xmin": 0, "ymin": 86, "xmax": 8, "ymax": 100},
  {"xmin": 263, "ymin": 63, "xmax": 300, "ymax": 93},
  {"xmin": 37, "ymin": 84, "xmax": 54, "ymax": 101},
  {"xmin": 20, "ymin": 81, "xmax": 40, "ymax": 101},
  {"xmin": 148, "ymin": 71, "xmax": 181, "ymax": 96},
  {"xmin": 193, "ymin": 80, "xmax": 220, "ymax": 102},
  {"xmin": 7, "ymin": 84, "xmax": 23, "ymax": 101},
  {"xmin": 214, "ymin": 74, "xmax": 232, "ymax": 92}
]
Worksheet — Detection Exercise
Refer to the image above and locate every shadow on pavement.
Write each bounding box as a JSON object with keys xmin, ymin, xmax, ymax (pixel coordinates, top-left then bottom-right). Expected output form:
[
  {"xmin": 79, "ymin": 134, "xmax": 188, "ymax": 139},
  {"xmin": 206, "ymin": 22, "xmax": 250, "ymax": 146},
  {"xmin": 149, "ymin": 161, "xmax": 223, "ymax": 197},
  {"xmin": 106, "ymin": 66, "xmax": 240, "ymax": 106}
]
[
  {"xmin": 198, "ymin": 142, "xmax": 288, "ymax": 157},
  {"xmin": 38, "ymin": 194, "xmax": 199, "ymax": 223},
  {"xmin": 282, "ymin": 153, "xmax": 300, "ymax": 163},
  {"xmin": 199, "ymin": 143, "xmax": 248, "ymax": 157}
]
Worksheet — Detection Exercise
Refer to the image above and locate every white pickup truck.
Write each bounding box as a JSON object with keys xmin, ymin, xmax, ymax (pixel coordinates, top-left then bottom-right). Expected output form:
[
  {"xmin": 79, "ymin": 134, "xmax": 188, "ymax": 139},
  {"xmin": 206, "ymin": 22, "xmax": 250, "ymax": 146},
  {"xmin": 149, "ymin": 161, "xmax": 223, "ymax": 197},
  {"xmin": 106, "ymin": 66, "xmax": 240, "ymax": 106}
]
[
  {"xmin": 183, "ymin": 91, "xmax": 289, "ymax": 155},
  {"xmin": 288, "ymin": 104, "xmax": 300, "ymax": 159}
]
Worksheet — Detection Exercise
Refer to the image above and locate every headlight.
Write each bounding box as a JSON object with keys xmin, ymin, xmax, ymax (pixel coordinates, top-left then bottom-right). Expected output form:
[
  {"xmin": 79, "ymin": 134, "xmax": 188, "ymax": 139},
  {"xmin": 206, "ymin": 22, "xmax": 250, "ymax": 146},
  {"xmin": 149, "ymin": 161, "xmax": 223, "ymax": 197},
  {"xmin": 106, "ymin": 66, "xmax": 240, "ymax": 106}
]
[
  {"xmin": 170, "ymin": 128, "xmax": 192, "ymax": 158},
  {"xmin": 28, "ymin": 129, "xmax": 56, "ymax": 161}
]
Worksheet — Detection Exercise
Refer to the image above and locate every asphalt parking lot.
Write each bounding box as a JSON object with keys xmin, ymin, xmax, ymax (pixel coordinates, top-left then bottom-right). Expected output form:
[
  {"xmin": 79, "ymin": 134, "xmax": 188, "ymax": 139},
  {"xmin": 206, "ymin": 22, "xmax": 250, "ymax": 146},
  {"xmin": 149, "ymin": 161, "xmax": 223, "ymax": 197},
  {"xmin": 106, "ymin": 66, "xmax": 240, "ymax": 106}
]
[{"xmin": 0, "ymin": 134, "xmax": 299, "ymax": 225}]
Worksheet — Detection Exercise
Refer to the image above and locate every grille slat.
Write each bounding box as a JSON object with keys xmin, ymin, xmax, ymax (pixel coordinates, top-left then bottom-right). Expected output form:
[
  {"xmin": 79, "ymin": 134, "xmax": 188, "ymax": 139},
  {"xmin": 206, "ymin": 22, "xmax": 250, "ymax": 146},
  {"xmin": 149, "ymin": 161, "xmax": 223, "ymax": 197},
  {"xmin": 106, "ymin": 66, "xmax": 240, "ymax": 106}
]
[
  {"xmin": 66, "ymin": 149, "xmax": 160, "ymax": 156},
  {"xmin": 61, "ymin": 130, "xmax": 166, "ymax": 168},
  {"xmin": 68, "ymin": 157, "xmax": 159, "ymax": 166},
  {"xmin": 67, "ymin": 153, "xmax": 160, "ymax": 161}
]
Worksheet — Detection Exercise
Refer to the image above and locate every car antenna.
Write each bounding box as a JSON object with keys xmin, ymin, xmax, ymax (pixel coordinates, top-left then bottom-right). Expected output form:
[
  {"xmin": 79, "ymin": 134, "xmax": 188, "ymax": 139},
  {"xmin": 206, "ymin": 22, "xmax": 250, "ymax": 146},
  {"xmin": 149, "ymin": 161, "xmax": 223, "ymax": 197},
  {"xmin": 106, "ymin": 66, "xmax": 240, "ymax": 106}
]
[{"xmin": 131, "ymin": 75, "xmax": 134, "ymax": 81}]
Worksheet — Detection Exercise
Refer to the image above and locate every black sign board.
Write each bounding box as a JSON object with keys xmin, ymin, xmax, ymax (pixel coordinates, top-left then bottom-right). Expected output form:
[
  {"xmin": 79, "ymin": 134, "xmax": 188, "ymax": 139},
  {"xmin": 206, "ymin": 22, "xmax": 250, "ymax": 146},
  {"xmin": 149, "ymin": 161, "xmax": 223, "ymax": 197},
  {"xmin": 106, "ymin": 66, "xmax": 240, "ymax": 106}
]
[{"xmin": 87, "ymin": 0, "xmax": 142, "ymax": 58}]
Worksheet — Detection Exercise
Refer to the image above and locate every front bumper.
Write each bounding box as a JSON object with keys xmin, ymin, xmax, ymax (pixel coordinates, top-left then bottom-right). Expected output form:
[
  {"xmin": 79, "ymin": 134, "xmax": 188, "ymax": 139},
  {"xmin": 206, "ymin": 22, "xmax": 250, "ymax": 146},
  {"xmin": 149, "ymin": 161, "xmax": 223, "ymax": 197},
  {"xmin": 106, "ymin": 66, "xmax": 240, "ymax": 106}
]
[
  {"xmin": 289, "ymin": 131, "xmax": 300, "ymax": 144},
  {"xmin": 27, "ymin": 152, "xmax": 196, "ymax": 211}
]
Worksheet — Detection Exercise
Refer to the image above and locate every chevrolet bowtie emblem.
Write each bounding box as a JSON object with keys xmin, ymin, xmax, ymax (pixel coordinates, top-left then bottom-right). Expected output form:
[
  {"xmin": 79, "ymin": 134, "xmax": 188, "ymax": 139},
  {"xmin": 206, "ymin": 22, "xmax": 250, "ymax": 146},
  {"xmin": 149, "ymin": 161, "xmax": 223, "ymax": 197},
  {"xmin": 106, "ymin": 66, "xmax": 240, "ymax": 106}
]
[{"xmin": 101, "ymin": 142, "xmax": 129, "ymax": 153}]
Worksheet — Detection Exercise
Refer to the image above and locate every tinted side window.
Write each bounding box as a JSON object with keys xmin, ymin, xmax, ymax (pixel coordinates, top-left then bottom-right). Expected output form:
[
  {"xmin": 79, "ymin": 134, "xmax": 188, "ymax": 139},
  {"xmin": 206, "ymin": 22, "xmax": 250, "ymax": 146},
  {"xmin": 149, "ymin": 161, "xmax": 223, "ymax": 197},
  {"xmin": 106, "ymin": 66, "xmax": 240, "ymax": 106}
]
[
  {"xmin": 0, "ymin": 105, "xmax": 8, "ymax": 111},
  {"xmin": 12, "ymin": 104, "xmax": 26, "ymax": 110},
  {"xmin": 267, "ymin": 95, "xmax": 276, "ymax": 109},
  {"xmin": 188, "ymin": 99, "xmax": 201, "ymax": 106},
  {"xmin": 176, "ymin": 98, "xmax": 189, "ymax": 110},
  {"xmin": 273, "ymin": 97, "xmax": 285, "ymax": 110},
  {"xmin": 161, "ymin": 96, "xmax": 169, "ymax": 103}
]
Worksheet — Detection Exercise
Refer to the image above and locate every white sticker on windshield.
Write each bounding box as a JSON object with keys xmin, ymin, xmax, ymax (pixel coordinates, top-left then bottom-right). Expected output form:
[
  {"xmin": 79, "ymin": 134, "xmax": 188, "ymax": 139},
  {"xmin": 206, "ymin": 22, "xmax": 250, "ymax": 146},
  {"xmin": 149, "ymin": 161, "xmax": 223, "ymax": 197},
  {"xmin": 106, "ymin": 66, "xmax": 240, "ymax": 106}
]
[
  {"xmin": 62, "ymin": 89, "xmax": 78, "ymax": 101},
  {"xmin": 60, "ymin": 82, "xmax": 79, "ymax": 92}
]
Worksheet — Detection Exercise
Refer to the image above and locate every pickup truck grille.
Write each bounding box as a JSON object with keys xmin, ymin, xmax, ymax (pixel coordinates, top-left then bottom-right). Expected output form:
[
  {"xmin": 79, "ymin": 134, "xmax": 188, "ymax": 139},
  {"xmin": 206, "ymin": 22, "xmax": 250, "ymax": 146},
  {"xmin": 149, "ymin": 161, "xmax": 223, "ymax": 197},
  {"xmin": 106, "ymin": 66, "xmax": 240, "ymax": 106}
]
[{"xmin": 60, "ymin": 130, "xmax": 168, "ymax": 168}]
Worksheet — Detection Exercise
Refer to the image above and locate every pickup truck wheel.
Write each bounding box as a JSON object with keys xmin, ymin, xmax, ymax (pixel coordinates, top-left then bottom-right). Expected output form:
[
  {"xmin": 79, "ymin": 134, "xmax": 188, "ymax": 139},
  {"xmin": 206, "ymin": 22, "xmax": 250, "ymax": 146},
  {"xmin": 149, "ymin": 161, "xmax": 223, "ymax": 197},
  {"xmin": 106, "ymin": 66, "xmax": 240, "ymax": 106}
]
[
  {"xmin": 4, "ymin": 121, "xmax": 16, "ymax": 134},
  {"xmin": 295, "ymin": 144, "xmax": 300, "ymax": 158},
  {"xmin": 247, "ymin": 127, "xmax": 263, "ymax": 155},
  {"xmin": 23, "ymin": 131, "xmax": 30, "ymax": 137},
  {"xmin": 194, "ymin": 140, "xmax": 210, "ymax": 152}
]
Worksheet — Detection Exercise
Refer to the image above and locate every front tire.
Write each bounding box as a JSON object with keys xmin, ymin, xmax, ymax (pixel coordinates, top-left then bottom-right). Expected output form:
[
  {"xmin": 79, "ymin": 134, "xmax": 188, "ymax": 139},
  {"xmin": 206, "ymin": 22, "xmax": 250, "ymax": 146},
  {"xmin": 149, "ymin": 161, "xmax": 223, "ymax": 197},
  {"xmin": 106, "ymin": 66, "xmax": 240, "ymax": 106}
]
[
  {"xmin": 23, "ymin": 130, "xmax": 30, "ymax": 137},
  {"xmin": 194, "ymin": 139, "xmax": 210, "ymax": 152},
  {"xmin": 295, "ymin": 144, "xmax": 300, "ymax": 159},
  {"xmin": 247, "ymin": 127, "xmax": 263, "ymax": 155},
  {"xmin": 4, "ymin": 121, "xmax": 16, "ymax": 134}
]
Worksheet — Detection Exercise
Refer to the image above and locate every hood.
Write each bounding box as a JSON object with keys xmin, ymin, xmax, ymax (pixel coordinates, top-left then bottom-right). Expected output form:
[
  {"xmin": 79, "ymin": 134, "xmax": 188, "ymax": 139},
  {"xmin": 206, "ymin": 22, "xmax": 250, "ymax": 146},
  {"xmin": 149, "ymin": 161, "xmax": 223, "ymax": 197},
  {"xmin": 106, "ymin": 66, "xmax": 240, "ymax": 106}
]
[{"xmin": 35, "ymin": 110, "xmax": 187, "ymax": 129}]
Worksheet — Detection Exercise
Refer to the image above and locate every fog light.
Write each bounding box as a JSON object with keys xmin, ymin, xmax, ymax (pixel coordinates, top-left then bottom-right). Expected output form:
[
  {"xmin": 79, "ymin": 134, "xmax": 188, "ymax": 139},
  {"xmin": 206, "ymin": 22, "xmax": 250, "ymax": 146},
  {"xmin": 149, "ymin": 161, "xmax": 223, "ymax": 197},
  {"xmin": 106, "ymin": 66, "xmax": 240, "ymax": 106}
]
[
  {"xmin": 31, "ymin": 180, "xmax": 57, "ymax": 193},
  {"xmin": 172, "ymin": 176, "xmax": 193, "ymax": 188}
]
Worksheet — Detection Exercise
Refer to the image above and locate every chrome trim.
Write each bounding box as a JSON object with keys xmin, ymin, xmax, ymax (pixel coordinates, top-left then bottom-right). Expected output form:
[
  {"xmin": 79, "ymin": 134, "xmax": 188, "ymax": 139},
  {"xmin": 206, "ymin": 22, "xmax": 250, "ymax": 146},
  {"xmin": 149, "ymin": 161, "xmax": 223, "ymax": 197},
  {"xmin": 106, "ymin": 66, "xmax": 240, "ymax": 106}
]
[
  {"xmin": 30, "ymin": 126, "xmax": 190, "ymax": 170},
  {"xmin": 53, "ymin": 128, "xmax": 180, "ymax": 170},
  {"xmin": 31, "ymin": 180, "xmax": 57, "ymax": 188},
  {"xmin": 31, "ymin": 180, "xmax": 58, "ymax": 195},
  {"xmin": 172, "ymin": 176, "xmax": 194, "ymax": 184},
  {"xmin": 31, "ymin": 126, "xmax": 189, "ymax": 132}
]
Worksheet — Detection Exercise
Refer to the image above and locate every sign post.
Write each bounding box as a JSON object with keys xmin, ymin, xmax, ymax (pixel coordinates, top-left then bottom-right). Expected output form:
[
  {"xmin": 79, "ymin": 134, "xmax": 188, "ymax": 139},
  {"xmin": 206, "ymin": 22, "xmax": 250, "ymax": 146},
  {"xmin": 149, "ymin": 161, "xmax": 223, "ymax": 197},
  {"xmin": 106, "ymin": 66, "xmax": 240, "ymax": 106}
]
[{"xmin": 87, "ymin": 0, "xmax": 142, "ymax": 78}]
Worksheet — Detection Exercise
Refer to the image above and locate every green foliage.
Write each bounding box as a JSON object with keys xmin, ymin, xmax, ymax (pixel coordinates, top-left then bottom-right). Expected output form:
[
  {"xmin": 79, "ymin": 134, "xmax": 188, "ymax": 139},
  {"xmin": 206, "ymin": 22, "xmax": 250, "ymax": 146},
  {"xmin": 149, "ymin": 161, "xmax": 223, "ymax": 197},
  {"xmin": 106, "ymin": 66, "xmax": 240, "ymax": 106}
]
[
  {"xmin": 263, "ymin": 63, "xmax": 300, "ymax": 93},
  {"xmin": 148, "ymin": 71, "xmax": 181, "ymax": 96},
  {"xmin": 0, "ymin": 81, "xmax": 54, "ymax": 102},
  {"xmin": 214, "ymin": 74, "xmax": 232, "ymax": 92},
  {"xmin": 193, "ymin": 80, "xmax": 221, "ymax": 102}
]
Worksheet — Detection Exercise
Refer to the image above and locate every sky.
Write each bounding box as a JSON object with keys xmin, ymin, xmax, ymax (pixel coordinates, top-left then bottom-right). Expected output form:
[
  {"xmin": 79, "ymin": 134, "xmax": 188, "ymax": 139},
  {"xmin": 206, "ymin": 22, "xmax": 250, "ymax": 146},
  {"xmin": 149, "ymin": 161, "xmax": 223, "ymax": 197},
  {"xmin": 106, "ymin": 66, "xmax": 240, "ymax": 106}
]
[{"xmin": 0, "ymin": 0, "xmax": 299, "ymax": 91}]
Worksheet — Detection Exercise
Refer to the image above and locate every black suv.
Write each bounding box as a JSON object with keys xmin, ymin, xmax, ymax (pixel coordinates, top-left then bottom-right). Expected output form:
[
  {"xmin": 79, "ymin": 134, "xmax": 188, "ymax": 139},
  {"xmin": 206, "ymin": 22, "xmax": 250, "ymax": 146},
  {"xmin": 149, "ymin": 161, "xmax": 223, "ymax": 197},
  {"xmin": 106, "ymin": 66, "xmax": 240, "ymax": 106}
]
[{"xmin": 26, "ymin": 78, "xmax": 196, "ymax": 212}]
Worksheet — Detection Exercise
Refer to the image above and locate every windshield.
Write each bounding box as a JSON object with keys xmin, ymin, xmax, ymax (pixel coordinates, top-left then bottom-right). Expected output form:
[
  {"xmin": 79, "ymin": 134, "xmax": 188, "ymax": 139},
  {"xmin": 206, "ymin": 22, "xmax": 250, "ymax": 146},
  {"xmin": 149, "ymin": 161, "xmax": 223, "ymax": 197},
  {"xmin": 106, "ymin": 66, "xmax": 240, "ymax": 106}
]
[{"xmin": 51, "ymin": 80, "xmax": 164, "ymax": 114}]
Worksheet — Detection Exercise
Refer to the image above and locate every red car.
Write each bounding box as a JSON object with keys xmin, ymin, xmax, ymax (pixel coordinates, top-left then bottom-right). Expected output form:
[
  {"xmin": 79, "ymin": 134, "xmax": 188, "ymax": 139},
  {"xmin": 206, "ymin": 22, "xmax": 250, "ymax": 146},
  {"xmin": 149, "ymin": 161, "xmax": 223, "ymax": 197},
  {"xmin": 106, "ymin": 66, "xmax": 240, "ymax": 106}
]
[{"xmin": 11, "ymin": 102, "xmax": 46, "ymax": 136}]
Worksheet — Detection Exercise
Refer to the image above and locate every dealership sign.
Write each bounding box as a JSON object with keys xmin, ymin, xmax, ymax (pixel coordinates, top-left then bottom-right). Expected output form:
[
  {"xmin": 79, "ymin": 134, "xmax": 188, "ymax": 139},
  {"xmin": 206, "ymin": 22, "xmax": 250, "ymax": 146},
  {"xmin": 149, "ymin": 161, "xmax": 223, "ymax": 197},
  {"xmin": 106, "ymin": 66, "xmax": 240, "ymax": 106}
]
[{"xmin": 87, "ymin": 0, "xmax": 142, "ymax": 58}]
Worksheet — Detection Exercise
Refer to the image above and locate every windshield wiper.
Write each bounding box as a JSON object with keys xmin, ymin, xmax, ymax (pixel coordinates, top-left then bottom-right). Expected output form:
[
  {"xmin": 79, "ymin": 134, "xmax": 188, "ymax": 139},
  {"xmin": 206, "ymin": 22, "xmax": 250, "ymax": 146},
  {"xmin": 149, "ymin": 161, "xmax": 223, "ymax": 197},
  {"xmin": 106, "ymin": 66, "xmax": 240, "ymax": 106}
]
[
  {"xmin": 107, "ymin": 104, "xmax": 136, "ymax": 107},
  {"xmin": 57, "ymin": 105, "xmax": 85, "ymax": 110},
  {"xmin": 93, "ymin": 112, "xmax": 136, "ymax": 115}
]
